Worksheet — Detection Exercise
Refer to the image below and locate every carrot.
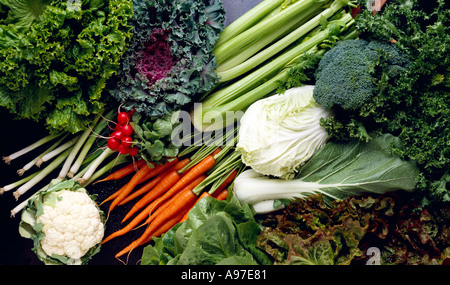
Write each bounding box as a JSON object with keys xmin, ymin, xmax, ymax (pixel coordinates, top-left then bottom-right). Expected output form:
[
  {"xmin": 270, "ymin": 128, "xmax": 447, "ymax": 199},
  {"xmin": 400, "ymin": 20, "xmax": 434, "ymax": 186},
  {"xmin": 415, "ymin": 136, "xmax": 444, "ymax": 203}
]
[
  {"xmin": 146, "ymin": 154, "xmax": 218, "ymax": 215},
  {"xmin": 179, "ymin": 147, "xmax": 221, "ymax": 177},
  {"xmin": 94, "ymin": 159, "xmax": 146, "ymax": 184},
  {"xmin": 117, "ymin": 173, "xmax": 166, "ymax": 206},
  {"xmin": 118, "ymin": 158, "xmax": 187, "ymax": 208},
  {"xmin": 108, "ymin": 163, "xmax": 154, "ymax": 212},
  {"xmin": 211, "ymin": 169, "xmax": 238, "ymax": 197},
  {"xmin": 100, "ymin": 159, "xmax": 181, "ymax": 207},
  {"xmin": 138, "ymin": 158, "xmax": 179, "ymax": 183},
  {"xmin": 102, "ymin": 175, "xmax": 202, "ymax": 246},
  {"xmin": 120, "ymin": 170, "xmax": 181, "ymax": 223},
  {"xmin": 101, "ymin": 173, "xmax": 181, "ymax": 243},
  {"xmin": 115, "ymin": 185, "xmax": 199, "ymax": 258},
  {"xmin": 101, "ymin": 199, "xmax": 155, "ymax": 244},
  {"xmin": 141, "ymin": 209, "xmax": 186, "ymax": 245},
  {"xmin": 143, "ymin": 174, "xmax": 206, "ymax": 225},
  {"xmin": 215, "ymin": 189, "xmax": 228, "ymax": 201}
]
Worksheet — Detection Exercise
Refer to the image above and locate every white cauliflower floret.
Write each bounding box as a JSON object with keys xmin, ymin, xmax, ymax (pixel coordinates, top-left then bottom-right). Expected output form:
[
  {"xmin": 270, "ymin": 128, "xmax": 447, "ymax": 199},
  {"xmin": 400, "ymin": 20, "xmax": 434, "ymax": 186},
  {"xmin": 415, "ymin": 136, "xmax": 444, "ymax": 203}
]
[{"xmin": 36, "ymin": 189, "xmax": 104, "ymax": 260}]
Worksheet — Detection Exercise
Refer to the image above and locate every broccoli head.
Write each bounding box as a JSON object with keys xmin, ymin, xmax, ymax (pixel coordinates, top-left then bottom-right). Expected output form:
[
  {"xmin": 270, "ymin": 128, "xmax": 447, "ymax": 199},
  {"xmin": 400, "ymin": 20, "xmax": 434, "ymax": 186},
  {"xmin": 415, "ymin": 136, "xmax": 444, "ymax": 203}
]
[{"xmin": 313, "ymin": 39, "xmax": 410, "ymax": 111}]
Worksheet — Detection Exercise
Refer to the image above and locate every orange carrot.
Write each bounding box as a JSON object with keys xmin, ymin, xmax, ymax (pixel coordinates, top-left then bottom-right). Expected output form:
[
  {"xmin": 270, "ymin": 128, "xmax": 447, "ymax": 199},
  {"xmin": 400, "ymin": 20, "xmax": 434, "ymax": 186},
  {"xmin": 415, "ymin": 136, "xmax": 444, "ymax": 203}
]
[
  {"xmin": 216, "ymin": 189, "xmax": 228, "ymax": 201},
  {"xmin": 212, "ymin": 169, "xmax": 238, "ymax": 197},
  {"xmin": 120, "ymin": 170, "xmax": 181, "ymax": 223},
  {"xmin": 117, "ymin": 173, "xmax": 166, "ymax": 206},
  {"xmin": 140, "ymin": 209, "xmax": 186, "ymax": 245},
  {"xmin": 94, "ymin": 159, "xmax": 146, "ymax": 184},
  {"xmin": 138, "ymin": 158, "xmax": 179, "ymax": 183},
  {"xmin": 117, "ymin": 158, "xmax": 189, "ymax": 206},
  {"xmin": 115, "ymin": 185, "xmax": 199, "ymax": 258},
  {"xmin": 146, "ymin": 154, "xmax": 217, "ymax": 215},
  {"xmin": 108, "ymin": 163, "xmax": 154, "ymax": 212},
  {"xmin": 144, "ymin": 174, "xmax": 206, "ymax": 225},
  {"xmin": 101, "ymin": 200, "xmax": 154, "ymax": 244}
]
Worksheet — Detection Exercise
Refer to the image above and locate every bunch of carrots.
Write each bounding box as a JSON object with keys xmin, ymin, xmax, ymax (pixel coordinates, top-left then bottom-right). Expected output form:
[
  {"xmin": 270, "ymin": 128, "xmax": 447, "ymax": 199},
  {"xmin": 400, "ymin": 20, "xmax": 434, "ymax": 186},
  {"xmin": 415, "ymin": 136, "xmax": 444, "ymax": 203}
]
[{"xmin": 95, "ymin": 140, "xmax": 243, "ymax": 261}]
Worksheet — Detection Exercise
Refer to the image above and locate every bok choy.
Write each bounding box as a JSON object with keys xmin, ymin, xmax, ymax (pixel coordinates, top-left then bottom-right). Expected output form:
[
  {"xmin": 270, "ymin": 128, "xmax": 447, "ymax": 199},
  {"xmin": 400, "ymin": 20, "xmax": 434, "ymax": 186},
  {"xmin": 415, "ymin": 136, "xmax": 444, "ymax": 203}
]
[{"xmin": 234, "ymin": 134, "xmax": 420, "ymax": 214}]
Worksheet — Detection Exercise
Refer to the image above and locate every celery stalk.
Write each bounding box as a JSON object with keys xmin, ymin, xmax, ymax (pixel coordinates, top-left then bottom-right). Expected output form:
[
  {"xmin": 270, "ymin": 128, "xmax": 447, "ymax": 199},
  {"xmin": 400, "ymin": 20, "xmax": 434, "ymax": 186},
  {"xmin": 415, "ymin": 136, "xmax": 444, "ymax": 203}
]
[
  {"xmin": 215, "ymin": 0, "xmax": 285, "ymax": 47},
  {"xmin": 193, "ymin": 10, "xmax": 356, "ymax": 131},
  {"xmin": 216, "ymin": 2, "xmax": 324, "ymax": 76},
  {"xmin": 214, "ymin": 0, "xmax": 330, "ymax": 64},
  {"xmin": 216, "ymin": 0, "xmax": 351, "ymax": 82}
]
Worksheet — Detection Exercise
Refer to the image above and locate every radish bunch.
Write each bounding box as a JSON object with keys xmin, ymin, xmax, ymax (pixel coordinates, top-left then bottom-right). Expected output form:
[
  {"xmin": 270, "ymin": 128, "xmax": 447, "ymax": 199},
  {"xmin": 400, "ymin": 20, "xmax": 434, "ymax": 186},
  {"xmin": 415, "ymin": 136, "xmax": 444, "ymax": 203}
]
[{"xmin": 107, "ymin": 110, "xmax": 138, "ymax": 156}]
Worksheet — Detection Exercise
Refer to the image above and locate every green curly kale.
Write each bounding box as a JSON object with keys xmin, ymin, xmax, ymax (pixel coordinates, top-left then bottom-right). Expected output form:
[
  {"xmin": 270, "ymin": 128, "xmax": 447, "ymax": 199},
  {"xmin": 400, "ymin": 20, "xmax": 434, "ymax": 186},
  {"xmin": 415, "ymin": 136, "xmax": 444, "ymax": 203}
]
[
  {"xmin": 0, "ymin": 0, "xmax": 133, "ymax": 134},
  {"xmin": 109, "ymin": 0, "xmax": 225, "ymax": 118},
  {"xmin": 321, "ymin": 0, "xmax": 450, "ymax": 203}
]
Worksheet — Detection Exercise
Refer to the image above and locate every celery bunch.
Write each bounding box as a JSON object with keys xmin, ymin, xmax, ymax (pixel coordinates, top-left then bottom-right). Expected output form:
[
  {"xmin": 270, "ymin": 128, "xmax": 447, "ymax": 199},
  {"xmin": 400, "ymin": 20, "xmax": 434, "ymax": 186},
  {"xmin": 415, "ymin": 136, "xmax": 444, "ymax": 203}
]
[{"xmin": 191, "ymin": 0, "xmax": 358, "ymax": 131}]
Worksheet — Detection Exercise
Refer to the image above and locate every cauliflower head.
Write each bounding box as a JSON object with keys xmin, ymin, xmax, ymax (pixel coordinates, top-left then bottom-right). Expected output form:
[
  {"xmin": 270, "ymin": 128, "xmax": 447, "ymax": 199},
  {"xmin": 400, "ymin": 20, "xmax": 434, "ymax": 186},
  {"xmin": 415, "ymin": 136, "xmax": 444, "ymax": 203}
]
[
  {"xmin": 19, "ymin": 179, "xmax": 105, "ymax": 265},
  {"xmin": 37, "ymin": 189, "xmax": 104, "ymax": 260}
]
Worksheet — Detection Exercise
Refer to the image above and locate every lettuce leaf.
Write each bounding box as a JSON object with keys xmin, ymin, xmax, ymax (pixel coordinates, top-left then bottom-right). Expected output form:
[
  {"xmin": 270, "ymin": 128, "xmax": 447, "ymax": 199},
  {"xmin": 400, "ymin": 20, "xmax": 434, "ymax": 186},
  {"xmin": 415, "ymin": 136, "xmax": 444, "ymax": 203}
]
[
  {"xmin": 109, "ymin": 0, "xmax": 225, "ymax": 118},
  {"xmin": 140, "ymin": 192, "xmax": 272, "ymax": 265},
  {"xmin": 0, "ymin": 0, "xmax": 133, "ymax": 133},
  {"xmin": 258, "ymin": 192, "xmax": 450, "ymax": 265}
]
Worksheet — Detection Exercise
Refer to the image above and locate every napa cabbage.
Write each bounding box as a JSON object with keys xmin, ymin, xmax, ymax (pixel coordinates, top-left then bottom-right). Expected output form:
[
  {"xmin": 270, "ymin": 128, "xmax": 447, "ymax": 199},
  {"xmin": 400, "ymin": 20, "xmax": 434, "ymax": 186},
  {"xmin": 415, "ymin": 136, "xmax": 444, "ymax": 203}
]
[{"xmin": 236, "ymin": 85, "xmax": 332, "ymax": 180}]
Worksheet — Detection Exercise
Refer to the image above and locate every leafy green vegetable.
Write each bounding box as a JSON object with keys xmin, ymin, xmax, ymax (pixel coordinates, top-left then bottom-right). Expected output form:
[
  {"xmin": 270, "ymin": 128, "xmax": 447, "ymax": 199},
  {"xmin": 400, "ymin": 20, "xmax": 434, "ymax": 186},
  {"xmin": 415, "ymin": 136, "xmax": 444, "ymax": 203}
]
[
  {"xmin": 109, "ymin": 0, "xmax": 225, "ymax": 118},
  {"xmin": 140, "ymin": 192, "xmax": 272, "ymax": 265},
  {"xmin": 234, "ymin": 133, "xmax": 419, "ymax": 214},
  {"xmin": 236, "ymin": 86, "xmax": 332, "ymax": 180},
  {"xmin": 0, "ymin": 0, "xmax": 133, "ymax": 134},
  {"xmin": 322, "ymin": 0, "xmax": 450, "ymax": 204},
  {"xmin": 130, "ymin": 110, "xmax": 181, "ymax": 164},
  {"xmin": 258, "ymin": 192, "xmax": 450, "ymax": 265}
]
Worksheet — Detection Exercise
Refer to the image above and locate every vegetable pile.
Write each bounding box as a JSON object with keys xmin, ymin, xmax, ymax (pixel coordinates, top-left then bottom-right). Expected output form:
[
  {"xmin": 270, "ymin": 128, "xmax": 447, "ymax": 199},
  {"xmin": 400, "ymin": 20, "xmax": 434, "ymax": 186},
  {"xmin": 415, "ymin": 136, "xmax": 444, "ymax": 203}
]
[{"xmin": 0, "ymin": 0, "xmax": 448, "ymax": 267}]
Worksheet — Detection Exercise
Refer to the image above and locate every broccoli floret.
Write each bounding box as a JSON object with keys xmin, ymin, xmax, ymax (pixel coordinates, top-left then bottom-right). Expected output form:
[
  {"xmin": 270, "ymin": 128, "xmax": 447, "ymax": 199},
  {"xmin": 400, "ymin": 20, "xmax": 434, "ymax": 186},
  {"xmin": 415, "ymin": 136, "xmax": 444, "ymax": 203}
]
[{"xmin": 313, "ymin": 39, "xmax": 410, "ymax": 111}]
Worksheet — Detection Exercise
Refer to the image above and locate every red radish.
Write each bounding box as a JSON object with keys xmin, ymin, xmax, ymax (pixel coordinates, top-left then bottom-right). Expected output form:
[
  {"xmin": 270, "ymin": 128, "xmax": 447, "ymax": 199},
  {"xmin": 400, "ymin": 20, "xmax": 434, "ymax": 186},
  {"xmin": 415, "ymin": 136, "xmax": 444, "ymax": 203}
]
[
  {"xmin": 111, "ymin": 130, "xmax": 123, "ymax": 140},
  {"xmin": 129, "ymin": 147, "xmax": 138, "ymax": 156},
  {"xmin": 121, "ymin": 136, "xmax": 133, "ymax": 147},
  {"xmin": 117, "ymin": 112, "xmax": 130, "ymax": 125},
  {"xmin": 107, "ymin": 138, "xmax": 120, "ymax": 150},
  {"xmin": 121, "ymin": 124, "xmax": 133, "ymax": 136},
  {"xmin": 118, "ymin": 143, "xmax": 130, "ymax": 154},
  {"xmin": 114, "ymin": 124, "xmax": 123, "ymax": 132}
]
